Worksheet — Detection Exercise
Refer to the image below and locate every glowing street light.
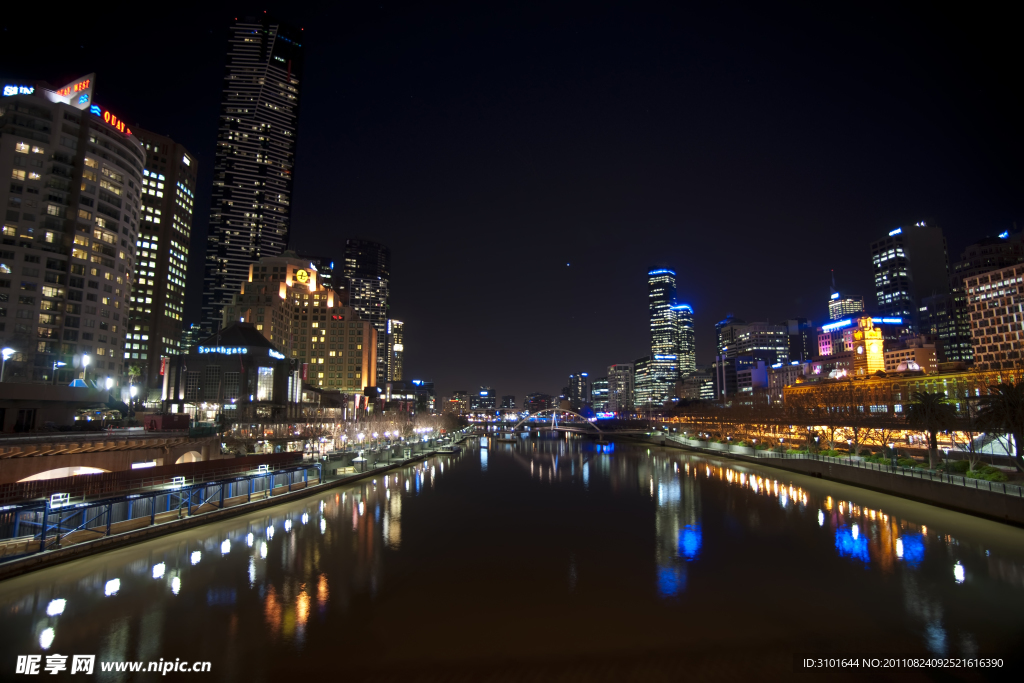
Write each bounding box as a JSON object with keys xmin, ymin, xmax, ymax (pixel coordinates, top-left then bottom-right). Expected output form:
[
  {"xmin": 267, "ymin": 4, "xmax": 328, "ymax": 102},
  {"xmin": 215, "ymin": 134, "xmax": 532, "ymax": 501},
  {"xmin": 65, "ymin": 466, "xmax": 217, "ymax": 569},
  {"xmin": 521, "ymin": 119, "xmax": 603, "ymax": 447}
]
[
  {"xmin": 52, "ymin": 360, "xmax": 66, "ymax": 385},
  {"xmin": 1, "ymin": 347, "xmax": 15, "ymax": 382}
]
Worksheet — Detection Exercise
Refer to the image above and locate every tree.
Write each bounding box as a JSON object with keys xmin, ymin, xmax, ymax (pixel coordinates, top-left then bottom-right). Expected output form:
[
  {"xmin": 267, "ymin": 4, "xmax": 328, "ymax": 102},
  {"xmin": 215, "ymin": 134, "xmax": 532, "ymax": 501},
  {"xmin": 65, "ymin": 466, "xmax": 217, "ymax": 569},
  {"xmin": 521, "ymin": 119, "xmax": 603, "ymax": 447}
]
[
  {"xmin": 948, "ymin": 374, "xmax": 987, "ymax": 472},
  {"xmin": 978, "ymin": 380, "xmax": 1024, "ymax": 472},
  {"xmin": 905, "ymin": 391, "xmax": 956, "ymax": 468}
]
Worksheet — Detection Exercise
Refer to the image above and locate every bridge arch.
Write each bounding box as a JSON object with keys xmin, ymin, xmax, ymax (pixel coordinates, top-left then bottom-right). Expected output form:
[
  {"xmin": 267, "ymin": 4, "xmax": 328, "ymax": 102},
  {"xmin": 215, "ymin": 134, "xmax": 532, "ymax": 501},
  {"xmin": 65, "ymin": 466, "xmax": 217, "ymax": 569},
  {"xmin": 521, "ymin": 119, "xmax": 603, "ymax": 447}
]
[
  {"xmin": 512, "ymin": 409, "xmax": 603, "ymax": 434},
  {"xmin": 175, "ymin": 451, "xmax": 203, "ymax": 464}
]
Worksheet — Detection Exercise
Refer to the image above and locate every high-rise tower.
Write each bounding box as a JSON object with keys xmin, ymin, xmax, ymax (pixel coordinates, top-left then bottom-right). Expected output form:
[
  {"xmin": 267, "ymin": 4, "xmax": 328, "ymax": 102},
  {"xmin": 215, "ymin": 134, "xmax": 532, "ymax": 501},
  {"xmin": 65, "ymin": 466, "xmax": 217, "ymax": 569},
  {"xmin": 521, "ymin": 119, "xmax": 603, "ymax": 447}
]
[
  {"xmin": 870, "ymin": 221, "xmax": 949, "ymax": 331},
  {"xmin": 673, "ymin": 303, "xmax": 696, "ymax": 377},
  {"xmin": 127, "ymin": 129, "xmax": 196, "ymax": 401},
  {"xmin": 201, "ymin": 15, "xmax": 305, "ymax": 332},
  {"xmin": 344, "ymin": 239, "xmax": 390, "ymax": 385},
  {"xmin": 648, "ymin": 268, "xmax": 678, "ymax": 405}
]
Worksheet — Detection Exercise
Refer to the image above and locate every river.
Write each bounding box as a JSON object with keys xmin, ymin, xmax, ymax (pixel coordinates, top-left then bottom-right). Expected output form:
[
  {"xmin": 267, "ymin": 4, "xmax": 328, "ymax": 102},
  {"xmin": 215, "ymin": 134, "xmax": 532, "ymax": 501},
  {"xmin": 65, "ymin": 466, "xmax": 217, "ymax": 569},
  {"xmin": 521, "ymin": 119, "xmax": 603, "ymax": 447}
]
[{"xmin": 1, "ymin": 435, "xmax": 1022, "ymax": 680}]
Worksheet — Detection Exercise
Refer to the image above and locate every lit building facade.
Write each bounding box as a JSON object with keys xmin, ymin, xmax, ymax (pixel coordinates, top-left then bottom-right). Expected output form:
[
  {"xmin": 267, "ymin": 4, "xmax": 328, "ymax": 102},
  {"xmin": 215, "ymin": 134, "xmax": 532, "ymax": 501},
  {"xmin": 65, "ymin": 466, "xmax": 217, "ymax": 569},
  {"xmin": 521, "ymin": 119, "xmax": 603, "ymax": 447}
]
[
  {"xmin": 470, "ymin": 387, "xmax": 496, "ymax": 411},
  {"xmin": 500, "ymin": 395, "xmax": 515, "ymax": 410},
  {"xmin": 127, "ymin": 129, "xmax": 196, "ymax": 400},
  {"xmin": 674, "ymin": 303, "xmax": 696, "ymax": 376},
  {"xmin": 387, "ymin": 318, "xmax": 403, "ymax": 381},
  {"xmin": 0, "ymin": 75, "xmax": 142, "ymax": 388},
  {"xmin": 828, "ymin": 291, "xmax": 864, "ymax": 320},
  {"xmin": 343, "ymin": 239, "xmax": 390, "ymax": 385},
  {"xmin": 965, "ymin": 263, "xmax": 1024, "ymax": 371},
  {"xmin": 851, "ymin": 316, "xmax": 884, "ymax": 376},
  {"xmin": 870, "ymin": 221, "xmax": 949, "ymax": 331},
  {"xmin": 202, "ymin": 15, "xmax": 304, "ymax": 332},
  {"xmin": 607, "ymin": 363, "xmax": 634, "ymax": 413},
  {"xmin": 590, "ymin": 377, "xmax": 609, "ymax": 411},
  {"xmin": 648, "ymin": 268, "xmax": 679, "ymax": 403},
  {"xmin": 524, "ymin": 393, "xmax": 554, "ymax": 412},
  {"xmin": 633, "ymin": 356, "xmax": 652, "ymax": 409},
  {"xmin": 221, "ymin": 251, "xmax": 378, "ymax": 397},
  {"xmin": 719, "ymin": 321, "xmax": 789, "ymax": 364},
  {"xmin": 568, "ymin": 372, "xmax": 589, "ymax": 410}
]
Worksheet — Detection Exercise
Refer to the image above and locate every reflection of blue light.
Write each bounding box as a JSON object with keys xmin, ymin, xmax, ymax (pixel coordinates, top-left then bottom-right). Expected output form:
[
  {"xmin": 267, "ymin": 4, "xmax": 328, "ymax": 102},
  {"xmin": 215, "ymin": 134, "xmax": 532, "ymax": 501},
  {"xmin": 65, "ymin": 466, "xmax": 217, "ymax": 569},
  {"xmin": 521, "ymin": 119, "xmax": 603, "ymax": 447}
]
[
  {"xmin": 480, "ymin": 449, "xmax": 488, "ymax": 471},
  {"xmin": 899, "ymin": 534, "xmax": 925, "ymax": 566},
  {"xmin": 835, "ymin": 525, "xmax": 870, "ymax": 563},
  {"xmin": 657, "ymin": 566, "xmax": 685, "ymax": 598},
  {"xmin": 679, "ymin": 524, "xmax": 702, "ymax": 561}
]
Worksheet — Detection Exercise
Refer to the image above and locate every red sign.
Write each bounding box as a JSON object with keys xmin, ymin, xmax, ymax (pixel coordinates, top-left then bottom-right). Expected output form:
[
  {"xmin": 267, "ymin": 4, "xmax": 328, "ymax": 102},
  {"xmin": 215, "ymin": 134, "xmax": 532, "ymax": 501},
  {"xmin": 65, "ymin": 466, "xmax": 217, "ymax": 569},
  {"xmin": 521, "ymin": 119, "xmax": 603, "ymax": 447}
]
[
  {"xmin": 55, "ymin": 79, "xmax": 90, "ymax": 97},
  {"xmin": 331, "ymin": 315, "xmax": 345, "ymax": 321},
  {"xmin": 301, "ymin": 363, "xmax": 308, "ymax": 381},
  {"xmin": 159, "ymin": 356, "xmax": 168, "ymax": 376},
  {"xmin": 101, "ymin": 109, "xmax": 132, "ymax": 136}
]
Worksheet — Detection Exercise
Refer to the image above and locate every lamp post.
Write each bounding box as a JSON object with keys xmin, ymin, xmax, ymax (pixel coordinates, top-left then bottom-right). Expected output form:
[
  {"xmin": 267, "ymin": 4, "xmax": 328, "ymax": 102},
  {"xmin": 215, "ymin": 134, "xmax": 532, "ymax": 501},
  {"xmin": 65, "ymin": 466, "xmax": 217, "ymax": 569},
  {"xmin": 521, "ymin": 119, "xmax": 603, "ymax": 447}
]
[
  {"xmin": 52, "ymin": 360, "xmax": 66, "ymax": 385},
  {"xmin": 1, "ymin": 347, "xmax": 15, "ymax": 382},
  {"xmin": 81, "ymin": 354, "xmax": 91, "ymax": 386}
]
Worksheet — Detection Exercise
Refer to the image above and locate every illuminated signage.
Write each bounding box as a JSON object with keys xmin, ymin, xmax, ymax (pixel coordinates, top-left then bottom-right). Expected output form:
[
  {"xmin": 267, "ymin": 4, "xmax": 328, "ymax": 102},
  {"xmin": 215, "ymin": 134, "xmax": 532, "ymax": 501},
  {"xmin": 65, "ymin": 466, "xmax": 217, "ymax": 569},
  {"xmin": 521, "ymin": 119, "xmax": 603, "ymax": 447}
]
[
  {"xmin": 830, "ymin": 292, "xmax": 840, "ymax": 300},
  {"xmin": 1000, "ymin": 231, "xmax": 1010, "ymax": 239},
  {"xmin": 654, "ymin": 354, "xmax": 677, "ymax": 360},
  {"xmin": 182, "ymin": 154, "xmax": 191, "ymax": 166},
  {"xmin": 648, "ymin": 268, "xmax": 676, "ymax": 276},
  {"xmin": 331, "ymin": 315, "xmax": 345, "ymax": 321},
  {"xmin": 55, "ymin": 78, "xmax": 91, "ymax": 97},
  {"xmin": 269, "ymin": 349, "xmax": 285, "ymax": 360},
  {"xmin": 2, "ymin": 85, "xmax": 35, "ymax": 96},
  {"xmin": 672, "ymin": 303, "xmax": 693, "ymax": 312},
  {"xmin": 46, "ymin": 74, "xmax": 94, "ymax": 110},
  {"xmin": 878, "ymin": 317, "xmax": 903, "ymax": 324},
  {"xmin": 198, "ymin": 346, "xmax": 248, "ymax": 355},
  {"xmin": 821, "ymin": 319, "xmax": 853, "ymax": 333},
  {"xmin": 294, "ymin": 268, "xmax": 309, "ymax": 284},
  {"xmin": 888, "ymin": 227, "xmax": 902, "ymax": 236}
]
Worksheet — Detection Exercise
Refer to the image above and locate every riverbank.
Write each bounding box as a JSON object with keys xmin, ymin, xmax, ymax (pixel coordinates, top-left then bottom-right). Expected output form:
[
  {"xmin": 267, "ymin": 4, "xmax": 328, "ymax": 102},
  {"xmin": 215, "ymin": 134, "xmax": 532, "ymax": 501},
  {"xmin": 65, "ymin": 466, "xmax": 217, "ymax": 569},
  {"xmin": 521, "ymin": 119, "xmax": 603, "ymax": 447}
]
[
  {"xmin": 622, "ymin": 433, "xmax": 1024, "ymax": 527},
  {"xmin": 0, "ymin": 447, "xmax": 461, "ymax": 582}
]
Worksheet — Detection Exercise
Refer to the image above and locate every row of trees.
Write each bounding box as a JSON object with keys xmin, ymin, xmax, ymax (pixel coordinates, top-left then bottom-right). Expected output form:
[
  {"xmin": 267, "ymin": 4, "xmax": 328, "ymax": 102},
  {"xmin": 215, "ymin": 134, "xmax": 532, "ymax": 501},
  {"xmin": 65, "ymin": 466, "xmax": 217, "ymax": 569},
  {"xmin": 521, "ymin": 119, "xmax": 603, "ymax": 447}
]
[{"xmin": 671, "ymin": 377, "xmax": 1024, "ymax": 473}]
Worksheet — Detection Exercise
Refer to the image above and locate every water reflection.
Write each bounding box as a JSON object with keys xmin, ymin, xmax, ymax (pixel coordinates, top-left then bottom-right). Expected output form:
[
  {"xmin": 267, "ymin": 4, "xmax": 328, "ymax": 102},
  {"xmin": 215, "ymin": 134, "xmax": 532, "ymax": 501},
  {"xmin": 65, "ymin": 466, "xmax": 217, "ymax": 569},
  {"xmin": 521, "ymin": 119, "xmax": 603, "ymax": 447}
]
[{"xmin": 1, "ymin": 437, "xmax": 1022, "ymax": 672}]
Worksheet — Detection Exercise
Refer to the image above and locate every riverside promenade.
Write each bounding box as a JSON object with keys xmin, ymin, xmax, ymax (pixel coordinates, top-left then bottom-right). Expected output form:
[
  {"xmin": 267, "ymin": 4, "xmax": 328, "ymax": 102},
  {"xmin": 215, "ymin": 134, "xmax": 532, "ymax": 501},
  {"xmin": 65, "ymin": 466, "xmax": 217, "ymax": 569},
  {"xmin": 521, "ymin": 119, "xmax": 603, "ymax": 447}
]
[{"xmin": 627, "ymin": 432, "xmax": 1024, "ymax": 526}]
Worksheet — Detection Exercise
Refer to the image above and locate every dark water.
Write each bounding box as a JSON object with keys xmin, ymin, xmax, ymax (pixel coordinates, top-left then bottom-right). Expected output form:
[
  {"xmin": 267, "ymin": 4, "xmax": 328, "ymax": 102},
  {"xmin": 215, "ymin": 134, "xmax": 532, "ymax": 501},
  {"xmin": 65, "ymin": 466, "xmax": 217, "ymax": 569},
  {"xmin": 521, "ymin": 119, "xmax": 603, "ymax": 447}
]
[{"xmin": 1, "ymin": 435, "xmax": 1023, "ymax": 681}]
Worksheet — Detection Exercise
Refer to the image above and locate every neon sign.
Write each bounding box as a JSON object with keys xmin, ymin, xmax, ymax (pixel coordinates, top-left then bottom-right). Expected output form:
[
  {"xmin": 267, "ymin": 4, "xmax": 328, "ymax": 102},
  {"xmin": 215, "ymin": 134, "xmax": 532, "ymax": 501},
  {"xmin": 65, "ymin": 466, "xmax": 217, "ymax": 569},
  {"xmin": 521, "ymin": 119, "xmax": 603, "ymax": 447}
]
[
  {"xmin": 198, "ymin": 346, "xmax": 248, "ymax": 355},
  {"xmin": 269, "ymin": 350, "xmax": 285, "ymax": 359},
  {"xmin": 2, "ymin": 85, "xmax": 35, "ymax": 96},
  {"xmin": 55, "ymin": 79, "xmax": 91, "ymax": 97},
  {"xmin": 89, "ymin": 105, "xmax": 132, "ymax": 136}
]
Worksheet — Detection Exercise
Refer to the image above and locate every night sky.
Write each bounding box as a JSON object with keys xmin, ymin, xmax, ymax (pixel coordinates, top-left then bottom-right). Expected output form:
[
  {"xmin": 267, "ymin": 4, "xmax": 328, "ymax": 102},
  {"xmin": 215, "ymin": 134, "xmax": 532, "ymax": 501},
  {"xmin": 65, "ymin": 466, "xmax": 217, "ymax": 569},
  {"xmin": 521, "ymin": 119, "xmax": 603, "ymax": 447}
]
[{"xmin": 2, "ymin": 2, "xmax": 1021, "ymax": 402}]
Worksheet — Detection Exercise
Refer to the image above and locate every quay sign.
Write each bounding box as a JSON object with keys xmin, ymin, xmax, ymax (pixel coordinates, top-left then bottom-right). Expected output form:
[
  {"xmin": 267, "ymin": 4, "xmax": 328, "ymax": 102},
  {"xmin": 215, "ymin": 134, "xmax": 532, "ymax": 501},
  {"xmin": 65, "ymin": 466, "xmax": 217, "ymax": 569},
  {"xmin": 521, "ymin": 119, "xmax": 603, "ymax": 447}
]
[
  {"xmin": 90, "ymin": 105, "xmax": 133, "ymax": 136},
  {"xmin": 198, "ymin": 345, "xmax": 248, "ymax": 355}
]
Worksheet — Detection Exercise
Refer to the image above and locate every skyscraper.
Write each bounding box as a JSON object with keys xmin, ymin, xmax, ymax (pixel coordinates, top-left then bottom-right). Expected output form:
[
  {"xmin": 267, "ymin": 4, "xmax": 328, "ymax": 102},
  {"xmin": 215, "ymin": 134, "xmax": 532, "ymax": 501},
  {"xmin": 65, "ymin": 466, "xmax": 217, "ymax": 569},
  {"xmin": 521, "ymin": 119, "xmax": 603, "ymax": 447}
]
[
  {"xmin": 343, "ymin": 239, "xmax": 390, "ymax": 385},
  {"xmin": 202, "ymin": 15, "xmax": 305, "ymax": 332},
  {"xmin": 387, "ymin": 319, "xmax": 404, "ymax": 381},
  {"xmin": 648, "ymin": 268, "xmax": 679, "ymax": 404},
  {"xmin": 607, "ymin": 363, "xmax": 634, "ymax": 413},
  {"xmin": 568, "ymin": 372, "xmax": 589, "ymax": 410},
  {"xmin": 673, "ymin": 303, "xmax": 696, "ymax": 376},
  {"xmin": 870, "ymin": 221, "xmax": 949, "ymax": 330},
  {"xmin": 127, "ymin": 129, "xmax": 197, "ymax": 401},
  {"xmin": 0, "ymin": 75, "xmax": 141, "ymax": 387},
  {"xmin": 590, "ymin": 377, "xmax": 609, "ymax": 411}
]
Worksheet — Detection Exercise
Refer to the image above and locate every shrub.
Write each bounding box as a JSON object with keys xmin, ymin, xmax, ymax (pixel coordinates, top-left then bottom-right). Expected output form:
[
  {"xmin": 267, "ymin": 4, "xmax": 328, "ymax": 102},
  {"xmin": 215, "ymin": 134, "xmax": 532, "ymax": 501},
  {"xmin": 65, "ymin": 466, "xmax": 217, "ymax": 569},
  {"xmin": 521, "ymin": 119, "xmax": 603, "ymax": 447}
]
[
  {"xmin": 754, "ymin": 443, "xmax": 769, "ymax": 451},
  {"xmin": 735, "ymin": 441, "xmax": 749, "ymax": 447},
  {"xmin": 940, "ymin": 460, "xmax": 971, "ymax": 474},
  {"xmin": 820, "ymin": 449, "xmax": 841, "ymax": 457},
  {"xmin": 896, "ymin": 457, "xmax": 919, "ymax": 468},
  {"xmin": 966, "ymin": 465, "xmax": 1010, "ymax": 482}
]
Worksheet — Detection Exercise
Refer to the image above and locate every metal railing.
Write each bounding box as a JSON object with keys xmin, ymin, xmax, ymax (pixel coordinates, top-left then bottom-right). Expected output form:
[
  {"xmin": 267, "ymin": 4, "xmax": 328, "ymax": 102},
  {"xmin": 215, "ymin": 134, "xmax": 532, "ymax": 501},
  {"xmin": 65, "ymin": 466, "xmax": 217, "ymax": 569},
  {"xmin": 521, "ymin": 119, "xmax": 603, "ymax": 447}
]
[
  {"xmin": 663, "ymin": 435, "xmax": 1024, "ymax": 498},
  {"xmin": 0, "ymin": 464, "xmax": 323, "ymax": 561}
]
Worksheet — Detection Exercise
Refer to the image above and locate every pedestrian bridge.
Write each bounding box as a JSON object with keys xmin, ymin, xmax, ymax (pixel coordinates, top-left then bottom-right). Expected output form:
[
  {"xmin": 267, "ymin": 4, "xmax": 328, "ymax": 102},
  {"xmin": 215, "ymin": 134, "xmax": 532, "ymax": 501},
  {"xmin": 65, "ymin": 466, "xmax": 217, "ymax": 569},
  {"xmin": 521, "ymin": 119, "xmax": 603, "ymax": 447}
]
[{"xmin": 0, "ymin": 432, "xmax": 222, "ymax": 484}]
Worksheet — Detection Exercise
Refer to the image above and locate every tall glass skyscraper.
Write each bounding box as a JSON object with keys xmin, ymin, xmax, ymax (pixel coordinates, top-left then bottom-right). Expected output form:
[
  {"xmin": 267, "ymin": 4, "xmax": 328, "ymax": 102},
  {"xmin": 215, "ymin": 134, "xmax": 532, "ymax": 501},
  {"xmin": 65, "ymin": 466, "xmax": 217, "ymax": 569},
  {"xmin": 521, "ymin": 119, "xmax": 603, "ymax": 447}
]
[
  {"xmin": 201, "ymin": 15, "xmax": 305, "ymax": 332},
  {"xmin": 673, "ymin": 303, "xmax": 696, "ymax": 377},
  {"xmin": 344, "ymin": 239, "xmax": 391, "ymax": 385},
  {"xmin": 648, "ymin": 269, "xmax": 679, "ymax": 405}
]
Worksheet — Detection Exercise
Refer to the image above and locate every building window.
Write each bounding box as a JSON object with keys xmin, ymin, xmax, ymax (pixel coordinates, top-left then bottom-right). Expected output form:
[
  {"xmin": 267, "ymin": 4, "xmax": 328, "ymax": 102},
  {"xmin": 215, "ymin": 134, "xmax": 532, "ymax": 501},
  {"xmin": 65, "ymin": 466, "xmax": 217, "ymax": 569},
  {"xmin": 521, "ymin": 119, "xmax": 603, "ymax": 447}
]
[
  {"xmin": 185, "ymin": 371, "xmax": 201, "ymax": 401},
  {"xmin": 257, "ymin": 366, "xmax": 273, "ymax": 401}
]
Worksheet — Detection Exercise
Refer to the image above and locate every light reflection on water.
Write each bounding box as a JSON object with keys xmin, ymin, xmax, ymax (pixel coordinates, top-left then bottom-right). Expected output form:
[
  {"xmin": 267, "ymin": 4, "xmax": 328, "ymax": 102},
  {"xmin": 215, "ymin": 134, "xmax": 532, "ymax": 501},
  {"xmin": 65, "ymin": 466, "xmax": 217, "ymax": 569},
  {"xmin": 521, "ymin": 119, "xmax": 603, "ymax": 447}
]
[{"xmin": 1, "ymin": 436, "xmax": 1023, "ymax": 675}]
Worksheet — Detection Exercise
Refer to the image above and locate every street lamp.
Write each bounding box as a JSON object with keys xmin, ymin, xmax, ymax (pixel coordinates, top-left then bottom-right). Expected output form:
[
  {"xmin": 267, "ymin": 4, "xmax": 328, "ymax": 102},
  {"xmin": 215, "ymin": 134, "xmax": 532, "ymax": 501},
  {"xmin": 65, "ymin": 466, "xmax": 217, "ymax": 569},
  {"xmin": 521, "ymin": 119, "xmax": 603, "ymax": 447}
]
[
  {"xmin": 105, "ymin": 377, "xmax": 114, "ymax": 391},
  {"xmin": 52, "ymin": 360, "xmax": 66, "ymax": 385},
  {"xmin": 81, "ymin": 354, "xmax": 91, "ymax": 385},
  {"xmin": 1, "ymin": 347, "xmax": 15, "ymax": 382}
]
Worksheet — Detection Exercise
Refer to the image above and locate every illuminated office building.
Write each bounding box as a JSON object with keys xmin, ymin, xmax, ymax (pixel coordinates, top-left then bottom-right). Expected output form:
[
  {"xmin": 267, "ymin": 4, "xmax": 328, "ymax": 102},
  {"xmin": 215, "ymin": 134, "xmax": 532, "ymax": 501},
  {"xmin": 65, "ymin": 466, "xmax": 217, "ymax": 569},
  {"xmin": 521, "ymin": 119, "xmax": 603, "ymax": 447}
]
[
  {"xmin": 344, "ymin": 239, "xmax": 390, "ymax": 385},
  {"xmin": 568, "ymin": 372, "xmax": 589, "ymax": 410},
  {"xmin": 470, "ymin": 387, "xmax": 496, "ymax": 411},
  {"xmin": 386, "ymin": 318, "xmax": 403, "ymax": 381},
  {"xmin": 674, "ymin": 303, "xmax": 696, "ymax": 377},
  {"xmin": 500, "ymin": 395, "xmax": 515, "ymax": 410},
  {"xmin": 127, "ymin": 129, "xmax": 196, "ymax": 400},
  {"xmin": 965, "ymin": 263, "xmax": 1024, "ymax": 371},
  {"xmin": 590, "ymin": 377, "xmax": 609, "ymax": 411},
  {"xmin": 648, "ymin": 268, "xmax": 679, "ymax": 404},
  {"xmin": 828, "ymin": 292, "xmax": 864, "ymax": 321},
  {"xmin": 221, "ymin": 251, "xmax": 377, "ymax": 397},
  {"xmin": 202, "ymin": 15, "xmax": 305, "ymax": 332},
  {"xmin": 607, "ymin": 363, "xmax": 634, "ymax": 413},
  {"xmin": 870, "ymin": 221, "xmax": 949, "ymax": 331},
  {"xmin": 0, "ymin": 74, "xmax": 141, "ymax": 387}
]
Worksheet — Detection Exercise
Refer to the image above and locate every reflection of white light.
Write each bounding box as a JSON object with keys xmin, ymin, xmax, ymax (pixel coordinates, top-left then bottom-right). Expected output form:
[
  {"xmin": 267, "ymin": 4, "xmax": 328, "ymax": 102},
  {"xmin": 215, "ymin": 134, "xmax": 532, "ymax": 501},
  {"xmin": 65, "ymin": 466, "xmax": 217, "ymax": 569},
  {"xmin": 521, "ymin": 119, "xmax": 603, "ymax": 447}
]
[
  {"xmin": 954, "ymin": 562, "xmax": 965, "ymax": 584},
  {"xmin": 260, "ymin": 542, "xmax": 268, "ymax": 559},
  {"xmin": 171, "ymin": 577, "xmax": 181, "ymax": 595},
  {"xmin": 190, "ymin": 551, "xmax": 201, "ymax": 565},
  {"xmin": 358, "ymin": 502, "xmax": 364, "ymax": 516},
  {"xmin": 221, "ymin": 539, "xmax": 230, "ymax": 555},
  {"xmin": 405, "ymin": 481, "xmax": 409, "ymax": 491},
  {"xmin": 46, "ymin": 599, "xmax": 66, "ymax": 616},
  {"xmin": 246, "ymin": 533, "xmax": 254, "ymax": 547},
  {"xmin": 248, "ymin": 557, "xmax": 256, "ymax": 586},
  {"xmin": 320, "ymin": 518, "xmax": 327, "ymax": 534},
  {"xmin": 896, "ymin": 538, "xmax": 904, "ymax": 558},
  {"xmin": 105, "ymin": 578, "xmax": 120, "ymax": 596},
  {"xmin": 152, "ymin": 563, "xmax": 165, "ymax": 579},
  {"xmin": 817, "ymin": 510, "xmax": 824, "ymax": 527},
  {"xmin": 851, "ymin": 524, "xmax": 859, "ymax": 541},
  {"xmin": 302, "ymin": 513, "xmax": 309, "ymax": 525},
  {"xmin": 40, "ymin": 627, "xmax": 55, "ymax": 649},
  {"xmin": 266, "ymin": 525, "xmax": 274, "ymax": 539},
  {"xmin": 284, "ymin": 519, "xmax": 292, "ymax": 532}
]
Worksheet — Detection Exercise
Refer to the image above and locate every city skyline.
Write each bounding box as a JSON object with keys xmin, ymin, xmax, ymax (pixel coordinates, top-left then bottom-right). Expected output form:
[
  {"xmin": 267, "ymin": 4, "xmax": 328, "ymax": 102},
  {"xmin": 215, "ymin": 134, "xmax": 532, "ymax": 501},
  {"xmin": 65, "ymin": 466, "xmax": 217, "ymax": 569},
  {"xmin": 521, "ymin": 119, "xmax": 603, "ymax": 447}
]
[{"xmin": 2, "ymin": 2, "xmax": 1020, "ymax": 401}]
